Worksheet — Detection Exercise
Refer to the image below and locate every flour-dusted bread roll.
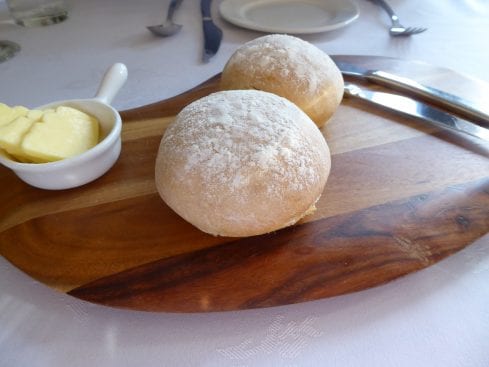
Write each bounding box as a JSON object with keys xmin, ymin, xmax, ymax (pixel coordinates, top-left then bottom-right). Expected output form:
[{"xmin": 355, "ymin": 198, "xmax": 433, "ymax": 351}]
[
  {"xmin": 220, "ymin": 34, "xmax": 344, "ymax": 128},
  {"xmin": 155, "ymin": 90, "xmax": 331, "ymax": 237}
]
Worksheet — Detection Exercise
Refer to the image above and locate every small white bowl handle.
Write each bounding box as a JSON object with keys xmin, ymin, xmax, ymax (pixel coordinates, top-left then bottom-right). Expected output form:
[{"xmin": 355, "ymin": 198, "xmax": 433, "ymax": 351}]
[{"xmin": 94, "ymin": 63, "xmax": 128, "ymax": 105}]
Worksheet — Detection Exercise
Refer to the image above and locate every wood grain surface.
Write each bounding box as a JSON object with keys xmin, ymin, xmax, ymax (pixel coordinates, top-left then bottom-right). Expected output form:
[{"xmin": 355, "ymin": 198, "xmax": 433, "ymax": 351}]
[{"xmin": 1, "ymin": 56, "xmax": 488, "ymax": 312}]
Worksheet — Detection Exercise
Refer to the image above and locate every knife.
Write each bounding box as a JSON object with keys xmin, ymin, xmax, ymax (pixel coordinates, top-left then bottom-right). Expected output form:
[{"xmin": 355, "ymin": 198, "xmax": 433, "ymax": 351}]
[
  {"xmin": 201, "ymin": 0, "xmax": 222, "ymax": 62},
  {"xmin": 344, "ymin": 83, "xmax": 489, "ymax": 142},
  {"xmin": 332, "ymin": 57, "xmax": 489, "ymax": 126}
]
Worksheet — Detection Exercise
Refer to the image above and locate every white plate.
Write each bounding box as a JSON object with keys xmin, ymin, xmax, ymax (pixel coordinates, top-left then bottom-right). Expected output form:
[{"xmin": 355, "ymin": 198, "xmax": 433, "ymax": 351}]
[{"xmin": 219, "ymin": 0, "xmax": 360, "ymax": 34}]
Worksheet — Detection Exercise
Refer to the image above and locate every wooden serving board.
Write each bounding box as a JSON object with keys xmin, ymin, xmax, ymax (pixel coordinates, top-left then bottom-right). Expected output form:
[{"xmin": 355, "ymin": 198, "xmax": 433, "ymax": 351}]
[{"xmin": 1, "ymin": 56, "xmax": 488, "ymax": 312}]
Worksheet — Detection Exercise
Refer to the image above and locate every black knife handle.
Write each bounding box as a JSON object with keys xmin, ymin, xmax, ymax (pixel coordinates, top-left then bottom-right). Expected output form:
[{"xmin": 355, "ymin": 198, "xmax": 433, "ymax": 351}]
[
  {"xmin": 201, "ymin": 0, "xmax": 212, "ymax": 18},
  {"xmin": 168, "ymin": 0, "xmax": 183, "ymax": 20}
]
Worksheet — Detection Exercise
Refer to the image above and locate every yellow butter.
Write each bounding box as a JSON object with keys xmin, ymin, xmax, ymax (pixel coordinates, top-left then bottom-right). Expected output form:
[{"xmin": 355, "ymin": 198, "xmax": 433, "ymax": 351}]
[
  {"xmin": 0, "ymin": 116, "xmax": 36, "ymax": 159},
  {"xmin": 26, "ymin": 109, "xmax": 44, "ymax": 121},
  {"xmin": 0, "ymin": 103, "xmax": 100, "ymax": 163},
  {"xmin": 0, "ymin": 103, "xmax": 29, "ymax": 127},
  {"xmin": 21, "ymin": 106, "xmax": 99, "ymax": 162}
]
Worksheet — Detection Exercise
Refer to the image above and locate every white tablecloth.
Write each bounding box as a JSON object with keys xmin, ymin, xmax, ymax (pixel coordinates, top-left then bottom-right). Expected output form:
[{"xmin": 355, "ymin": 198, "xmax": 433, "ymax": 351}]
[{"xmin": 1, "ymin": 1, "xmax": 488, "ymax": 366}]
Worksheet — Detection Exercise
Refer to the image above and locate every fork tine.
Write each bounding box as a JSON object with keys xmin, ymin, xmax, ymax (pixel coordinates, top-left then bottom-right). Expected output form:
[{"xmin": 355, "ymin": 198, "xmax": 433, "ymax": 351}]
[{"xmin": 406, "ymin": 27, "xmax": 427, "ymax": 35}]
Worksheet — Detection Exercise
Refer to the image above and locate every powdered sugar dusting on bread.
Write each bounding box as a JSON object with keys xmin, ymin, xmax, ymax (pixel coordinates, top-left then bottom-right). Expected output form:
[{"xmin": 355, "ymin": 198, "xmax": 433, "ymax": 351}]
[
  {"xmin": 222, "ymin": 34, "xmax": 337, "ymax": 97},
  {"xmin": 160, "ymin": 90, "xmax": 327, "ymax": 200},
  {"xmin": 156, "ymin": 89, "xmax": 331, "ymax": 236}
]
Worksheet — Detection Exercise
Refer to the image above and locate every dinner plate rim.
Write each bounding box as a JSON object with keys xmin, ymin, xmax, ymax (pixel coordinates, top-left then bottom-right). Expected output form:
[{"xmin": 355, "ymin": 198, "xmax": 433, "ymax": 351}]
[{"xmin": 219, "ymin": 0, "xmax": 360, "ymax": 34}]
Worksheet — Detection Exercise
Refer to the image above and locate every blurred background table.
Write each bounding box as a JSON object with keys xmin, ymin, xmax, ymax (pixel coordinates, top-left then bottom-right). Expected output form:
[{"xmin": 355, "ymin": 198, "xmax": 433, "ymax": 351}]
[{"xmin": 0, "ymin": 0, "xmax": 488, "ymax": 366}]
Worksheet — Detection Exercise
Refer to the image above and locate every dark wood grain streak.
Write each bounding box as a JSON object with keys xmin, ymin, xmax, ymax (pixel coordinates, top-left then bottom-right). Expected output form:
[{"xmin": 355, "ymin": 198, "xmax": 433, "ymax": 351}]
[
  {"xmin": 0, "ymin": 193, "xmax": 232, "ymax": 290},
  {"xmin": 1, "ymin": 56, "xmax": 488, "ymax": 312},
  {"xmin": 69, "ymin": 178, "xmax": 489, "ymax": 312},
  {"xmin": 2, "ymin": 129, "xmax": 486, "ymax": 293}
]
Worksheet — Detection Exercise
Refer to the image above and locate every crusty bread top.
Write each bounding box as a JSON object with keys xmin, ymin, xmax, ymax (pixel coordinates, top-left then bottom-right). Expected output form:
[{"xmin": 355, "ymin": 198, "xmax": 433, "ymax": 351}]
[
  {"xmin": 220, "ymin": 34, "xmax": 344, "ymax": 127},
  {"xmin": 155, "ymin": 90, "xmax": 331, "ymax": 237}
]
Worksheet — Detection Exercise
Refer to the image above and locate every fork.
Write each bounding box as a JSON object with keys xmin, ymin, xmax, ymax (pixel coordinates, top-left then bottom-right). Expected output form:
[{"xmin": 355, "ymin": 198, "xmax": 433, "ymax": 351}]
[{"xmin": 368, "ymin": 0, "xmax": 427, "ymax": 36}]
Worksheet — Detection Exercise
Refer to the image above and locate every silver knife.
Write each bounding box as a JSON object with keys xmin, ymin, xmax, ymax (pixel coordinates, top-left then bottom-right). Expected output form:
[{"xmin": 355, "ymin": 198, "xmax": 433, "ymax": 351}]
[
  {"xmin": 332, "ymin": 57, "xmax": 489, "ymax": 125},
  {"xmin": 201, "ymin": 0, "xmax": 222, "ymax": 63},
  {"xmin": 344, "ymin": 83, "xmax": 489, "ymax": 142}
]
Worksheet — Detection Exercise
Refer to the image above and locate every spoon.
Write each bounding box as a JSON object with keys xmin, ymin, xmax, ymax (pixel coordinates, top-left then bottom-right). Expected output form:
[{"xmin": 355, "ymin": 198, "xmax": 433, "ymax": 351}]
[{"xmin": 147, "ymin": 0, "xmax": 184, "ymax": 37}]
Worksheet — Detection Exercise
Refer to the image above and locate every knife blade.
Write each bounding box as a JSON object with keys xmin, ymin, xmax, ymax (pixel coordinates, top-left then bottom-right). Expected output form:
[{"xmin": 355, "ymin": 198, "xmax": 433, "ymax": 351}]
[
  {"xmin": 344, "ymin": 83, "xmax": 489, "ymax": 142},
  {"xmin": 332, "ymin": 57, "xmax": 489, "ymax": 125},
  {"xmin": 201, "ymin": 0, "xmax": 222, "ymax": 63}
]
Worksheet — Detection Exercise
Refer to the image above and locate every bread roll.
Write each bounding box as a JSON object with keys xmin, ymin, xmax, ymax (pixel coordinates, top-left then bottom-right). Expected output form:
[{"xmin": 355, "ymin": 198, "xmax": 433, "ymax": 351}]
[
  {"xmin": 220, "ymin": 34, "xmax": 344, "ymax": 128},
  {"xmin": 155, "ymin": 90, "xmax": 331, "ymax": 237}
]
